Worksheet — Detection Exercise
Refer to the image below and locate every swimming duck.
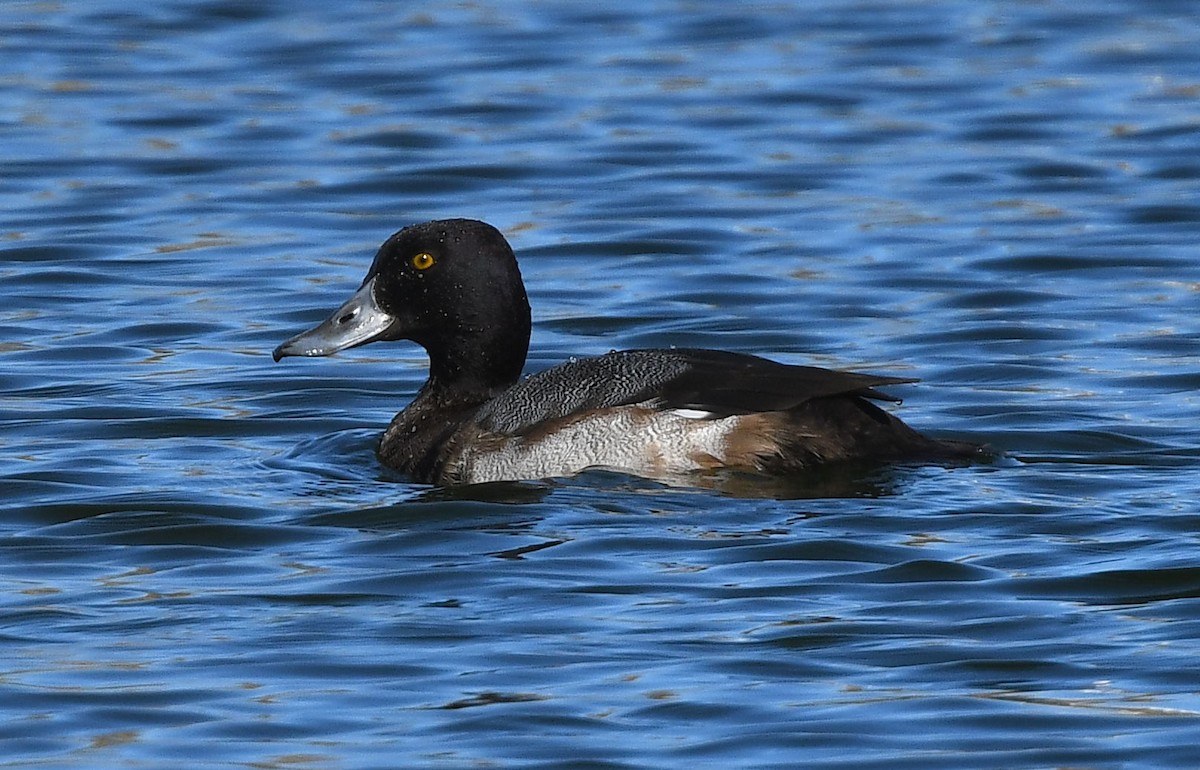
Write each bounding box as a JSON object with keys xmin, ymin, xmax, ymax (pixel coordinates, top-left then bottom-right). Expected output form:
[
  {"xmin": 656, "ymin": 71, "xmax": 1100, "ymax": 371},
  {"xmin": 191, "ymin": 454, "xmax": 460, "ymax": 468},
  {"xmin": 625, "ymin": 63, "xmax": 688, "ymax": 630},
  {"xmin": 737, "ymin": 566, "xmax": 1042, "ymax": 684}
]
[{"xmin": 273, "ymin": 218, "xmax": 982, "ymax": 485}]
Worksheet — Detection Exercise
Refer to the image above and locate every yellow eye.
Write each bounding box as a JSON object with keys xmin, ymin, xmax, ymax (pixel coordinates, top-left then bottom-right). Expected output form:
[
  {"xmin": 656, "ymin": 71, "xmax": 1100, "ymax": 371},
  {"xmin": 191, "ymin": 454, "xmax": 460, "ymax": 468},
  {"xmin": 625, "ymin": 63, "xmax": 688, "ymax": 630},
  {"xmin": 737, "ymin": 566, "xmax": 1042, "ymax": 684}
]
[{"xmin": 411, "ymin": 252, "xmax": 435, "ymax": 271}]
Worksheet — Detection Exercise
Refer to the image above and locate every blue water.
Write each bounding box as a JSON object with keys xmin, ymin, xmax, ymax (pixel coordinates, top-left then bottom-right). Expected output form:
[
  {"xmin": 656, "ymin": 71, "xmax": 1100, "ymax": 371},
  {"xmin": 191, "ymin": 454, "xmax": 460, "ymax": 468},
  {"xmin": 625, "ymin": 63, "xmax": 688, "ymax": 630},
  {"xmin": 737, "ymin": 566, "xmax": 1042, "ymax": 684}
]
[{"xmin": 4, "ymin": 1, "xmax": 1200, "ymax": 767}]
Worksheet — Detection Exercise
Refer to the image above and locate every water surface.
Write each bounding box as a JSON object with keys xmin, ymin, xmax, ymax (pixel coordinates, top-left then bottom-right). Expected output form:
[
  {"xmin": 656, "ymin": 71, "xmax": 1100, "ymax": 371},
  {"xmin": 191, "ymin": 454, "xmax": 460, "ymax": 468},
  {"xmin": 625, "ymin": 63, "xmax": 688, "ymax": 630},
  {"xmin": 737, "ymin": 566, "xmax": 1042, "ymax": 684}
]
[{"xmin": 3, "ymin": 1, "xmax": 1200, "ymax": 767}]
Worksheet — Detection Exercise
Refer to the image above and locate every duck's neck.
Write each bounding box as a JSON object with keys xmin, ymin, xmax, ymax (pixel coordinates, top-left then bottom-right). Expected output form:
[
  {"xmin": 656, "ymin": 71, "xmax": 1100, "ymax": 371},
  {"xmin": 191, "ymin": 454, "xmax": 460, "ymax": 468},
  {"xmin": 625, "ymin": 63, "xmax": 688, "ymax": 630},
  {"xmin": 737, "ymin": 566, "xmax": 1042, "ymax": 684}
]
[
  {"xmin": 382, "ymin": 329, "xmax": 527, "ymax": 483},
  {"xmin": 423, "ymin": 326, "xmax": 529, "ymax": 405},
  {"xmin": 411, "ymin": 275, "xmax": 531, "ymax": 404}
]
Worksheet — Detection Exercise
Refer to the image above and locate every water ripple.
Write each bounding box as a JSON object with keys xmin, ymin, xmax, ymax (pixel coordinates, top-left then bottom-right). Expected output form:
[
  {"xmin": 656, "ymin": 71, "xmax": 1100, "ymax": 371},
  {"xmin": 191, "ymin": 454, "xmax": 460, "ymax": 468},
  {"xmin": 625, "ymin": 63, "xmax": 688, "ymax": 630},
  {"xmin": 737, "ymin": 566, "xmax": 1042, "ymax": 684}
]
[{"xmin": 2, "ymin": 1, "xmax": 1199, "ymax": 767}]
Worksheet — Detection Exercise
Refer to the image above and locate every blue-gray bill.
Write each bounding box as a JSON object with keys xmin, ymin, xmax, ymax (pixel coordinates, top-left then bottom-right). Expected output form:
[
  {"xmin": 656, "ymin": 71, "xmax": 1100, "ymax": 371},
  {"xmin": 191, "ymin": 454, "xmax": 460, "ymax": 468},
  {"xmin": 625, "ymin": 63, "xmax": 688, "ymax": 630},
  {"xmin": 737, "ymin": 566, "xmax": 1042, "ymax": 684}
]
[{"xmin": 272, "ymin": 277, "xmax": 393, "ymax": 362}]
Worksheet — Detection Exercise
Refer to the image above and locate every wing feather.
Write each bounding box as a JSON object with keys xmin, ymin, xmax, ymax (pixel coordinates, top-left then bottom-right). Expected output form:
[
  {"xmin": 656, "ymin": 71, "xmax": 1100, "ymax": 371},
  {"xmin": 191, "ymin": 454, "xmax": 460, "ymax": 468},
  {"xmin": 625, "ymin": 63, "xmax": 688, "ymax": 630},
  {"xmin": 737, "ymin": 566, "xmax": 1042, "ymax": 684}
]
[{"xmin": 474, "ymin": 348, "xmax": 915, "ymax": 436}]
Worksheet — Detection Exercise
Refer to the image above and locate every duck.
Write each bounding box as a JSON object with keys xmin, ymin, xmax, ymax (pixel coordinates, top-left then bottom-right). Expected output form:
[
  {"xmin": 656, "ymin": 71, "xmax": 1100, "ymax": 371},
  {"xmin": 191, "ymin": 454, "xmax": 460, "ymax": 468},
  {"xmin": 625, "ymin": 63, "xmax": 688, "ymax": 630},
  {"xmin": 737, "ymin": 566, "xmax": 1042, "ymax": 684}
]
[{"xmin": 273, "ymin": 218, "xmax": 984, "ymax": 485}]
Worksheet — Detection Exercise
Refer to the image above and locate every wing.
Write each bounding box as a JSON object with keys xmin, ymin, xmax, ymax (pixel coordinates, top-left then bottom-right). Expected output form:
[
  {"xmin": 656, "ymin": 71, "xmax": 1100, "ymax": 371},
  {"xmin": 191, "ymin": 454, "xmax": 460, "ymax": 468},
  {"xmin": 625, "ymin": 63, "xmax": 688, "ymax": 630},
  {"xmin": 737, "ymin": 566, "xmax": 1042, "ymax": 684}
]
[
  {"xmin": 474, "ymin": 348, "xmax": 915, "ymax": 436},
  {"xmin": 647, "ymin": 348, "xmax": 913, "ymax": 413}
]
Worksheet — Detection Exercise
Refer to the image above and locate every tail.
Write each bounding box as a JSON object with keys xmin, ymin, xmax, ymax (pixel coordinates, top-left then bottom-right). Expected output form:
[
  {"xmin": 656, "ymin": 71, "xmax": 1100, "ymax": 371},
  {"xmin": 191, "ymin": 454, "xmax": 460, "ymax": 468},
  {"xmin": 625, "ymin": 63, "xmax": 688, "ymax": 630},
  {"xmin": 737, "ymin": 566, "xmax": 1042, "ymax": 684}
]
[{"xmin": 765, "ymin": 395, "xmax": 988, "ymax": 470}]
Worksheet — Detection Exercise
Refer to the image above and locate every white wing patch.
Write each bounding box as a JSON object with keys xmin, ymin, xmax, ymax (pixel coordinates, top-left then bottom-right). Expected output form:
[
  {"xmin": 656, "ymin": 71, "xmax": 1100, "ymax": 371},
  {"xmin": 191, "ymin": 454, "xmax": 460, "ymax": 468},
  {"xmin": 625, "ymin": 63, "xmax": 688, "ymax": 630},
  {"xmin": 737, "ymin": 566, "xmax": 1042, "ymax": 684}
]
[{"xmin": 670, "ymin": 408, "xmax": 718, "ymax": 420}]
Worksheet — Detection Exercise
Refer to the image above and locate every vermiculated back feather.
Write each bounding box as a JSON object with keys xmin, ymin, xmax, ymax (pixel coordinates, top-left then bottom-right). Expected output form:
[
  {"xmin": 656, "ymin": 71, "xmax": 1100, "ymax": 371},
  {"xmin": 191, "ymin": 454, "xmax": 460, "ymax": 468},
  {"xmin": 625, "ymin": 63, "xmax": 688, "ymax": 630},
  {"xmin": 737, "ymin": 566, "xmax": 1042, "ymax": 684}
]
[
  {"xmin": 474, "ymin": 348, "xmax": 915, "ymax": 436},
  {"xmin": 474, "ymin": 350, "xmax": 690, "ymax": 434}
]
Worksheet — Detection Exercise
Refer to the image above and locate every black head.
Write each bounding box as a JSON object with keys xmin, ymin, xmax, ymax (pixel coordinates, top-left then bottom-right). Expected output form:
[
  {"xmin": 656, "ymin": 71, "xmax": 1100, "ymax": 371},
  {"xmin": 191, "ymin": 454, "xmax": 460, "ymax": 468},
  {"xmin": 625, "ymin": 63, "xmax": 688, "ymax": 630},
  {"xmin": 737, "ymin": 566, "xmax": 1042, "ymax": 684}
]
[{"xmin": 273, "ymin": 218, "xmax": 532, "ymax": 396}]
